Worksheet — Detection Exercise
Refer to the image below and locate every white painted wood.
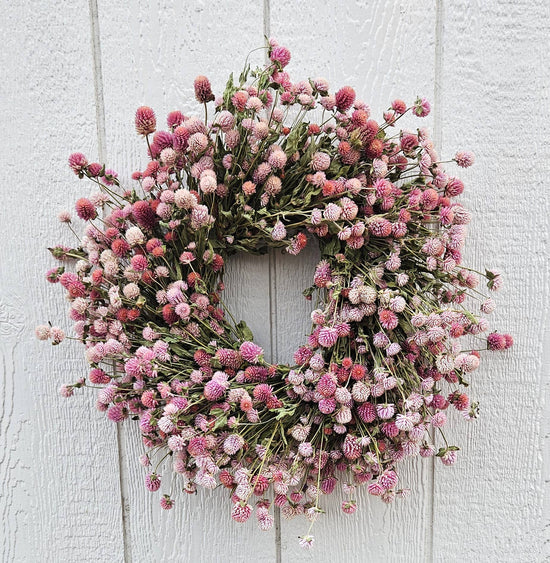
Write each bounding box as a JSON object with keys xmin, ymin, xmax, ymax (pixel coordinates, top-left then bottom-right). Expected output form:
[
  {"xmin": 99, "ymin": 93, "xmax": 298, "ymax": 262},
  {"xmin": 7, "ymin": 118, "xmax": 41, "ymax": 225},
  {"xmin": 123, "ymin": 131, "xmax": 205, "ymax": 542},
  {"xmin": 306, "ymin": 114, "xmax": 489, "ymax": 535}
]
[
  {"xmin": 96, "ymin": 1, "xmax": 276, "ymax": 560},
  {"xmin": 2, "ymin": 0, "xmax": 549, "ymax": 561},
  {"xmin": 0, "ymin": 1, "xmax": 125, "ymax": 561},
  {"xmin": 432, "ymin": 2, "xmax": 550, "ymax": 561},
  {"xmin": 269, "ymin": 1, "xmax": 438, "ymax": 560}
]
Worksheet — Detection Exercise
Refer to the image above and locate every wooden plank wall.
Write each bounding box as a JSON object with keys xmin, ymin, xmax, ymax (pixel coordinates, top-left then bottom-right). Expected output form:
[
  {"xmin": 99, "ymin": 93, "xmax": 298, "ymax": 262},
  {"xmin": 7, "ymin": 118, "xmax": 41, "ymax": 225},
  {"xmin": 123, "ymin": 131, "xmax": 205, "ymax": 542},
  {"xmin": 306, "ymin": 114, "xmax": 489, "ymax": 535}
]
[{"xmin": 1, "ymin": 1, "xmax": 548, "ymax": 561}]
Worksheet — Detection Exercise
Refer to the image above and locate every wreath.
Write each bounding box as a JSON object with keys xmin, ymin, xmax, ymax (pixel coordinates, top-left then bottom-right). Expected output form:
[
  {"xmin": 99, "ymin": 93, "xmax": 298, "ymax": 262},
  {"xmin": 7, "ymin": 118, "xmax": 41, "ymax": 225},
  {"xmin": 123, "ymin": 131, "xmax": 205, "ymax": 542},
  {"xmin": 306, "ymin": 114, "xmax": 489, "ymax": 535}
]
[{"xmin": 37, "ymin": 39, "xmax": 512, "ymax": 548}]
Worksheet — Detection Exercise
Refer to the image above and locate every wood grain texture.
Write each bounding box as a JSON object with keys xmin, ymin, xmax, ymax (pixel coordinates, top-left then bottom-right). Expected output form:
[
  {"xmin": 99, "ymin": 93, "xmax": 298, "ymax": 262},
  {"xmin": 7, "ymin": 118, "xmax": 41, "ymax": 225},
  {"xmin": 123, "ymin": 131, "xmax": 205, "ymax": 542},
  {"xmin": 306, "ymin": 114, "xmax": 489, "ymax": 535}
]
[
  {"xmin": 432, "ymin": 1, "xmax": 550, "ymax": 561},
  {"xmin": 96, "ymin": 1, "xmax": 276, "ymax": 560},
  {"xmin": 269, "ymin": 1, "xmax": 438, "ymax": 560},
  {"xmin": 0, "ymin": 1, "xmax": 125, "ymax": 561}
]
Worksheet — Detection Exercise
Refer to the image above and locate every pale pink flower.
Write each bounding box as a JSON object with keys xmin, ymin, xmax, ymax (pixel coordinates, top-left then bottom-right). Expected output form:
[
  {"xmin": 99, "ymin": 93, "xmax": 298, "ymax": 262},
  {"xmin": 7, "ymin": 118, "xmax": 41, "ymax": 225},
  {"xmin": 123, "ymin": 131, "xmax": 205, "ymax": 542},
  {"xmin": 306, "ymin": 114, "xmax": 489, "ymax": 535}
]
[
  {"xmin": 35, "ymin": 325, "xmax": 51, "ymax": 340},
  {"xmin": 299, "ymin": 535, "xmax": 314, "ymax": 550},
  {"xmin": 455, "ymin": 150, "xmax": 475, "ymax": 168},
  {"xmin": 376, "ymin": 403, "xmax": 395, "ymax": 419}
]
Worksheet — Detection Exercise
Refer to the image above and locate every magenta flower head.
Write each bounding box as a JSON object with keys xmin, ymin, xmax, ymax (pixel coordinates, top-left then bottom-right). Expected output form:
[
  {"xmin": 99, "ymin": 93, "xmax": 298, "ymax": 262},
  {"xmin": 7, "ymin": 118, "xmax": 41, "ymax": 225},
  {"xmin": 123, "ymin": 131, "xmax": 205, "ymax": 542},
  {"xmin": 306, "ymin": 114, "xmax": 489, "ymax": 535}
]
[
  {"xmin": 487, "ymin": 332, "xmax": 509, "ymax": 350},
  {"xmin": 391, "ymin": 99, "xmax": 407, "ymax": 114},
  {"xmin": 231, "ymin": 501, "xmax": 252, "ymax": 523},
  {"xmin": 270, "ymin": 45, "xmax": 291, "ymax": 68},
  {"xmin": 145, "ymin": 473, "xmax": 161, "ymax": 492},
  {"xmin": 75, "ymin": 198, "xmax": 97, "ymax": 221},
  {"xmin": 160, "ymin": 495, "xmax": 174, "ymax": 510},
  {"xmin": 239, "ymin": 341, "xmax": 263, "ymax": 364},
  {"xmin": 167, "ymin": 110, "xmax": 184, "ymax": 128},
  {"xmin": 194, "ymin": 75, "xmax": 215, "ymax": 103},
  {"xmin": 68, "ymin": 152, "xmax": 88, "ymax": 174},
  {"xmin": 335, "ymin": 86, "xmax": 356, "ymax": 112},
  {"xmin": 135, "ymin": 106, "xmax": 156, "ymax": 136},
  {"xmin": 413, "ymin": 97, "xmax": 431, "ymax": 117}
]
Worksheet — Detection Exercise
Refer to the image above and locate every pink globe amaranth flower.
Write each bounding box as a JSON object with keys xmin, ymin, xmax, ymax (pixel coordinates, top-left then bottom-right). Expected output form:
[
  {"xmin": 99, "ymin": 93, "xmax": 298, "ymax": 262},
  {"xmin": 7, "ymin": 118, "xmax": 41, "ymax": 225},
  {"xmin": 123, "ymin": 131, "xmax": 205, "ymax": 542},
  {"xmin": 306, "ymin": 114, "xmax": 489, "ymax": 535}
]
[
  {"xmin": 215, "ymin": 110, "xmax": 235, "ymax": 132},
  {"xmin": 421, "ymin": 188, "xmax": 439, "ymax": 210},
  {"xmin": 318, "ymin": 327, "xmax": 339, "ymax": 347},
  {"xmin": 368, "ymin": 217, "xmax": 392, "ymax": 237},
  {"xmin": 204, "ymin": 379, "xmax": 225, "ymax": 401},
  {"xmin": 45, "ymin": 267, "xmax": 63, "ymax": 283},
  {"xmin": 89, "ymin": 368, "xmax": 110, "ymax": 384},
  {"xmin": 107, "ymin": 402, "xmax": 126, "ymax": 422},
  {"xmin": 420, "ymin": 444, "xmax": 436, "ymax": 457},
  {"xmin": 379, "ymin": 309, "xmax": 398, "ymax": 330},
  {"xmin": 341, "ymin": 500, "xmax": 357, "ymax": 514},
  {"xmin": 271, "ymin": 220, "xmax": 287, "ymax": 241},
  {"xmin": 231, "ymin": 90, "xmax": 249, "ymax": 112},
  {"xmin": 270, "ymin": 45, "xmax": 291, "ymax": 68},
  {"xmin": 68, "ymin": 152, "xmax": 88, "ymax": 174},
  {"xmin": 379, "ymin": 470, "xmax": 398, "ymax": 490},
  {"xmin": 318, "ymin": 397, "xmax": 337, "ymax": 414},
  {"xmin": 445, "ymin": 177, "xmax": 464, "ymax": 197},
  {"xmin": 59, "ymin": 384, "xmax": 73, "ymax": 398},
  {"xmin": 342, "ymin": 434, "xmax": 361, "ymax": 460},
  {"xmin": 167, "ymin": 110, "xmax": 184, "ymax": 128},
  {"xmin": 313, "ymin": 260, "xmax": 331, "ymax": 287},
  {"xmin": 311, "ymin": 151, "xmax": 331, "ymax": 171},
  {"xmin": 335, "ymin": 86, "xmax": 356, "ymax": 112},
  {"xmin": 223, "ymin": 434, "xmax": 245, "ymax": 455},
  {"xmin": 257, "ymin": 509, "xmax": 274, "ymax": 531},
  {"xmin": 487, "ymin": 269, "xmax": 503, "ymax": 291},
  {"xmin": 86, "ymin": 162, "xmax": 102, "ymax": 177},
  {"xmin": 160, "ymin": 495, "xmax": 174, "ymax": 510},
  {"xmin": 487, "ymin": 332, "xmax": 507, "ymax": 350},
  {"xmin": 401, "ymin": 133, "xmax": 419, "ymax": 153},
  {"xmin": 431, "ymin": 411, "xmax": 447, "ymax": 428},
  {"xmin": 268, "ymin": 149, "xmax": 287, "ymax": 169},
  {"xmin": 317, "ymin": 374, "xmax": 336, "ymax": 397},
  {"xmin": 253, "ymin": 383, "xmax": 273, "ymax": 402},
  {"xmin": 367, "ymin": 481, "xmax": 385, "ymax": 496},
  {"xmin": 298, "ymin": 442, "xmax": 313, "ymax": 457},
  {"xmin": 35, "ymin": 325, "xmax": 51, "ymax": 340},
  {"xmin": 450, "ymin": 392, "xmax": 470, "ymax": 411},
  {"xmin": 413, "ymin": 97, "xmax": 431, "ymax": 117},
  {"xmin": 455, "ymin": 150, "xmax": 475, "ymax": 168},
  {"xmin": 231, "ymin": 501, "xmax": 252, "ymax": 523},
  {"xmin": 441, "ymin": 450, "xmax": 458, "ymax": 466},
  {"xmin": 357, "ymin": 401, "xmax": 376, "ymax": 423},
  {"xmin": 194, "ymin": 75, "xmax": 214, "ymax": 103},
  {"xmin": 391, "ymin": 99, "xmax": 407, "ymax": 114},
  {"xmin": 75, "ymin": 198, "xmax": 97, "ymax": 221},
  {"xmin": 130, "ymin": 254, "xmax": 147, "ymax": 272},
  {"xmin": 240, "ymin": 341, "xmax": 263, "ymax": 364},
  {"xmin": 135, "ymin": 106, "xmax": 156, "ymax": 136},
  {"xmin": 145, "ymin": 473, "xmax": 161, "ymax": 492},
  {"xmin": 50, "ymin": 327, "xmax": 65, "ymax": 343},
  {"xmin": 376, "ymin": 403, "xmax": 395, "ymax": 419}
]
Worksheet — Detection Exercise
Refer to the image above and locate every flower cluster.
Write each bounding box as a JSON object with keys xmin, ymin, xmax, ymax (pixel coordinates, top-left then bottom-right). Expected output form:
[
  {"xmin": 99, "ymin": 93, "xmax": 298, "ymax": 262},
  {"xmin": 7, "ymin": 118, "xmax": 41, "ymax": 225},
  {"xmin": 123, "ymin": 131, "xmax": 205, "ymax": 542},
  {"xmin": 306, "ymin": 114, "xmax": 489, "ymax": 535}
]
[{"xmin": 38, "ymin": 39, "xmax": 512, "ymax": 547}]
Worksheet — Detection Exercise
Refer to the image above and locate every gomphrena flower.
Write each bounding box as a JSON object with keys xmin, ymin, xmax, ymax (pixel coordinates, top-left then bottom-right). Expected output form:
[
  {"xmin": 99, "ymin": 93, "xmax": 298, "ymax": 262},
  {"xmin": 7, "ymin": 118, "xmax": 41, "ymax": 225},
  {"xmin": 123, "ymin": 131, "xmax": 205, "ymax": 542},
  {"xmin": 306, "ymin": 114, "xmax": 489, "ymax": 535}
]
[
  {"xmin": 38, "ymin": 38, "xmax": 512, "ymax": 548},
  {"xmin": 194, "ymin": 75, "xmax": 215, "ymax": 104},
  {"xmin": 135, "ymin": 106, "xmax": 156, "ymax": 136}
]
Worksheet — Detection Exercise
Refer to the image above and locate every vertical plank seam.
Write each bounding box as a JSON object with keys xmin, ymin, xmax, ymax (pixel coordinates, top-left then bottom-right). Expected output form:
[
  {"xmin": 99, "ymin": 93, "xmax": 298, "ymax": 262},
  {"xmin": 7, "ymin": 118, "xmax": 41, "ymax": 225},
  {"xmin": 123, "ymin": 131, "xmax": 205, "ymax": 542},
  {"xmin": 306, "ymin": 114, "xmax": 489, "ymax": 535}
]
[
  {"xmin": 263, "ymin": 2, "xmax": 282, "ymax": 560},
  {"xmin": 88, "ymin": 0, "xmax": 107, "ymax": 163},
  {"xmin": 88, "ymin": 1, "xmax": 130, "ymax": 561},
  {"xmin": 430, "ymin": 1, "xmax": 445, "ymax": 562}
]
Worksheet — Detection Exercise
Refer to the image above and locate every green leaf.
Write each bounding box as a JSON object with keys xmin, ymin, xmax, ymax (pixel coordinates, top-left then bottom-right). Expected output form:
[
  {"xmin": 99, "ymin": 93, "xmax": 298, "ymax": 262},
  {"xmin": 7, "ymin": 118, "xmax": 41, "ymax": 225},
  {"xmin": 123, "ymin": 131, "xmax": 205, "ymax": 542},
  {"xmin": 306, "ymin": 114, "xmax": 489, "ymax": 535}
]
[
  {"xmin": 321, "ymin": 237, "xmax": 341, "ymax": 257},
  {"xmin": 212, "ymin": 413, "xmax": 228, "ymax": 432},
  {"xmin": 236, "ymin": 320, "xmax": 254, "ymax": 341}
]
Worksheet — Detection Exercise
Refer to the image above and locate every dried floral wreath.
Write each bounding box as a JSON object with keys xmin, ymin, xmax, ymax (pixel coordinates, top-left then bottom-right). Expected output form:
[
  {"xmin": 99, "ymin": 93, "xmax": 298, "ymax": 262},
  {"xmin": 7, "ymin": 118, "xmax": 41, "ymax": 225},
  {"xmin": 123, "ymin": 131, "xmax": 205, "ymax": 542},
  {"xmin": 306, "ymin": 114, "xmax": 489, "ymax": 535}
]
[{"xmin": 37, "ymin": 40, "xmax": 512, "ymax": 548}]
